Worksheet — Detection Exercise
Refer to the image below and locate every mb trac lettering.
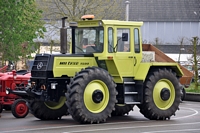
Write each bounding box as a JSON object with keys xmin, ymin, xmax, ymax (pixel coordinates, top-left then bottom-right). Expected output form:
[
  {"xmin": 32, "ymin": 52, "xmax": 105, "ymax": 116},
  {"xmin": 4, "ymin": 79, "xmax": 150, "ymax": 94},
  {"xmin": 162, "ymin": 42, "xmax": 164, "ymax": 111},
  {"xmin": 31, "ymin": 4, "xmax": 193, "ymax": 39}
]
[{"xmin": 59, "ymin": 62, "xmax": 79, "ymax": 65}]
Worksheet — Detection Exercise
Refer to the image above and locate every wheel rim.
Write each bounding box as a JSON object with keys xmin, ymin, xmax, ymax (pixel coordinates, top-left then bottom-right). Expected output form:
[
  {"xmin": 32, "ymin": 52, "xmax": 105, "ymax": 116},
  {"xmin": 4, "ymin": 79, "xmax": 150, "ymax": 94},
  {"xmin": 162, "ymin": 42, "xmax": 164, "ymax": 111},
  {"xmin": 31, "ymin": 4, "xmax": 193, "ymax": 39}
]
[
  {"xmin": 153, "ymin": 79, "xmax": 175, "ymax": 110},
  {"xmin": 44, "ymin": 96, "xmax": 66, "ymax": 110},
  {"xmin": 84, "ymin": 80, "xmax": 109, "ymax": 113},
  {"xmin": 116, "ymin": 104, "xmax": 126, "ymax": 107},
  {"xmin": 15, "ymin": 101, "xmax": 28, "ymax": 116}
]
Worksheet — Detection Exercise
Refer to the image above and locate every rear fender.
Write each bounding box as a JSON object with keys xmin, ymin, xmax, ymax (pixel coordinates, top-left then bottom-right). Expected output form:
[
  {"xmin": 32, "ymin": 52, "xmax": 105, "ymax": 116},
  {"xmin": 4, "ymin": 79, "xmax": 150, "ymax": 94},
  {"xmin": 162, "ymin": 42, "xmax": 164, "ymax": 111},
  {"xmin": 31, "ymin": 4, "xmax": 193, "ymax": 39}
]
[{"xmin": 135, "ymin": 62, "xmax": 183, "ymax": 81}]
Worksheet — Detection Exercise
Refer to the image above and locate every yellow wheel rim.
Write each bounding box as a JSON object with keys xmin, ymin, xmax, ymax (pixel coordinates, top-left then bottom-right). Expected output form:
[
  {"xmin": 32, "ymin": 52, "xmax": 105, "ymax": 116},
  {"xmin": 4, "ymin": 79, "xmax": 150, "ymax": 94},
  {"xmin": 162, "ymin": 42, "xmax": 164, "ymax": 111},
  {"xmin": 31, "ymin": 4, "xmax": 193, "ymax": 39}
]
[
  {"xmin": 116, "ymin": 104, "xmax": 126, "ymax": 107},
  {"xmin": 84, "ymin": 80, "xmax": 109, "ymax": 113},
  {"xmin": 44, "ymin": 96, "xmax": 66, "ymax": 110},
  {"xmin": 153, "ymin": 79, "xmax": 175, "ymax": 110}
]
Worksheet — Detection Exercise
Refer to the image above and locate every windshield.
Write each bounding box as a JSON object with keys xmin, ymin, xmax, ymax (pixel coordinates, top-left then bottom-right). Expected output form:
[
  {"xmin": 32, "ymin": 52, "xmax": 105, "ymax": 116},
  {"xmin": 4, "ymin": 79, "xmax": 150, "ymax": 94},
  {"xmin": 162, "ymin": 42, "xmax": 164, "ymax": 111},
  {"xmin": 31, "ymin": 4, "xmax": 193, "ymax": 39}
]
[{"xmin": 75, "ymin": 27, "xmax": 104, "ymax": 54}]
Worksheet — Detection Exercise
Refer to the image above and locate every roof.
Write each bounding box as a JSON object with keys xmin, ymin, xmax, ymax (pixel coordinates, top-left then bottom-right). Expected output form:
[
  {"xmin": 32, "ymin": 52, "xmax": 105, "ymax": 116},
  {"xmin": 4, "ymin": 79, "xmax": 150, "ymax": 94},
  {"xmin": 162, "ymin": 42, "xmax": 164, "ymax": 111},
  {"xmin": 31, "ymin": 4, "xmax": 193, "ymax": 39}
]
[
  {"xmin": 77, "ymin": 20, "xmax": 143, "ymax": 27},
  {"xmin": 125, "ymin": 0, "xmax": 200, "ymax": 22},
  {"xmin": 102, "ymin": 20, "xmax": 143, "ymax": 26},
  {"xmin": 155, "ymin": 45, "xmax": 200, "ymax": 54}
]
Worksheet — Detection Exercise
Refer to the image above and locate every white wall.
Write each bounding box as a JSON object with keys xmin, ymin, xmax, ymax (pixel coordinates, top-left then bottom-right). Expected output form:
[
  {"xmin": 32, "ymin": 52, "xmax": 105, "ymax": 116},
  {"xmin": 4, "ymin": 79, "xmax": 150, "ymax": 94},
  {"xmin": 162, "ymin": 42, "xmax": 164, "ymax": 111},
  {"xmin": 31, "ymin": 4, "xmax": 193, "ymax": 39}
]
[{"xmin": 141, "ymin": 22, "xmax": 200, "ymax": 44}]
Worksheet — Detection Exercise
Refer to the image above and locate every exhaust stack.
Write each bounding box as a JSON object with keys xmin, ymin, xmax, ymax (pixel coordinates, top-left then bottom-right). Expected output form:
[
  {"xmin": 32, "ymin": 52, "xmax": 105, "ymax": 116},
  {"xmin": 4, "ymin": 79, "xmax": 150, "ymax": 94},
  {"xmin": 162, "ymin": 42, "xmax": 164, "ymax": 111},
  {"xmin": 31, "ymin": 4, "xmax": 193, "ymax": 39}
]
[{"xmin": 60, "ymin": 17, "xmax": 68, "ymax": 54}]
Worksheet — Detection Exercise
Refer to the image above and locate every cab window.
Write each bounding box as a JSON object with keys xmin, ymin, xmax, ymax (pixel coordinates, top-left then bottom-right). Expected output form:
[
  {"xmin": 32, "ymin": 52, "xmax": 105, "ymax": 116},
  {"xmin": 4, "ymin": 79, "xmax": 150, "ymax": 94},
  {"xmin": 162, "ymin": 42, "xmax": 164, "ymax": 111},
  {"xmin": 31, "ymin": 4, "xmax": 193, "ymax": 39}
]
[
  {"xmin": 108, "ymin": 27, "xmax": 114, "ymax": 53},
  {"xmin": 74, "ymin": 27, "xmax": 104, "ymax": 54},
  {"xmin": 117, "ymin": 28, "xmax": 130, "ymax": 52},
  {"xmin": 134, "ymin": 28, "xmax": 140, "ymax": 53}
]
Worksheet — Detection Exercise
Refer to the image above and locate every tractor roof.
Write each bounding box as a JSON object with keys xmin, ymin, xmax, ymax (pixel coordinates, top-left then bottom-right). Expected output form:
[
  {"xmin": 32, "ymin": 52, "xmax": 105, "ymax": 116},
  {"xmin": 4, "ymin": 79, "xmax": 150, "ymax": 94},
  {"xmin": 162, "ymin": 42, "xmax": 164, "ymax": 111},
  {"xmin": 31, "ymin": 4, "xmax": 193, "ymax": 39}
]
[{"xmin": 77, "ymin": 19, "xmax": 143, "ymax": 27}]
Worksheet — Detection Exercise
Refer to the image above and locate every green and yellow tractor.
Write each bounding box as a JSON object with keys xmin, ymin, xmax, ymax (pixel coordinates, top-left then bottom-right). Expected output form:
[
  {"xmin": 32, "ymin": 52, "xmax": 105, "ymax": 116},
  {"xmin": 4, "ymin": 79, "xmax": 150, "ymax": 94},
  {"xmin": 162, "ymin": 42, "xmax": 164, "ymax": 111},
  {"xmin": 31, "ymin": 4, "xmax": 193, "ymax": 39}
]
[{"xmin": 9, "ymin": 15, "xmax": 187, "ymax": 123}]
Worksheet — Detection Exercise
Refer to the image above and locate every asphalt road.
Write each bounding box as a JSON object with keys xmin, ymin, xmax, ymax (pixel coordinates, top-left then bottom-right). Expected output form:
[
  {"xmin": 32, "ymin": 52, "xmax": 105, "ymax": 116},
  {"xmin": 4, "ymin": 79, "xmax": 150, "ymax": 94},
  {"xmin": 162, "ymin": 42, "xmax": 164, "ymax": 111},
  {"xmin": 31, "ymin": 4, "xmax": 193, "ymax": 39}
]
[{"xmin": 0, "ymin": 101, "xmax": 200, "ymax": 133}]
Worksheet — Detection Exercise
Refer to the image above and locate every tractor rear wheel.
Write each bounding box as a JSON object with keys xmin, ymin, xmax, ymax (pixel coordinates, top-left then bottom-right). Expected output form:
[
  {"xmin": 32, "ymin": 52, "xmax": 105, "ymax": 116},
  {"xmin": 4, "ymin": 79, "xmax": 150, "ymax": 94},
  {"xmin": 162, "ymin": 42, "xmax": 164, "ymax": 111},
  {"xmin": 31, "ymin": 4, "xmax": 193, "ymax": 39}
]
[
  {"xmin": 28, "ymin": 96, "xmax": 68, "ymax": 120},
  {"xmin": 112, "ymin": 104, "xmax": 134, "ymax": 116},
  {"xmin": 66, "ymin": 67, "xmax": 117, "ymax": 124},
  {"xmin": 11, "ymin": 99, "xmax": 29, "ymax": 118},
  {"xmin": 0, "ymin": 104, "xmax": 3, "ymax": 113},
  {"xmin": 138, "ymin": 68, "xmax": 182, "ymax": 120}
]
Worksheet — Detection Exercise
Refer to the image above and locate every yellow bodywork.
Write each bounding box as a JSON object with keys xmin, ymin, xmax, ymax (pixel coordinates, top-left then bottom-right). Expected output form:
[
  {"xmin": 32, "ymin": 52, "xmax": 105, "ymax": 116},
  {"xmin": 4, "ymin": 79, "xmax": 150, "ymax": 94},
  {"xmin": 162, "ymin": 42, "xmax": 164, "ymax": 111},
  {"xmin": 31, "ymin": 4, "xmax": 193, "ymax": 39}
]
[{"xmin": 53, "ymin": 57, "xmax": 98, "ymax": 77}]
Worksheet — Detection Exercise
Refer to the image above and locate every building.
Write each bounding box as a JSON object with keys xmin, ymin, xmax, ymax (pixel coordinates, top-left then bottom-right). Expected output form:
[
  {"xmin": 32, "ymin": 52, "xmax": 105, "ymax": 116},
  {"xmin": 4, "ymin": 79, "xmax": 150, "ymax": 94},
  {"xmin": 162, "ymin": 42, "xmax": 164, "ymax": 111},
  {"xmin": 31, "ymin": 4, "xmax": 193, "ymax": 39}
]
[{"xmin": 125, "ymin": 0, "xmax": 200, "ymax": 45}]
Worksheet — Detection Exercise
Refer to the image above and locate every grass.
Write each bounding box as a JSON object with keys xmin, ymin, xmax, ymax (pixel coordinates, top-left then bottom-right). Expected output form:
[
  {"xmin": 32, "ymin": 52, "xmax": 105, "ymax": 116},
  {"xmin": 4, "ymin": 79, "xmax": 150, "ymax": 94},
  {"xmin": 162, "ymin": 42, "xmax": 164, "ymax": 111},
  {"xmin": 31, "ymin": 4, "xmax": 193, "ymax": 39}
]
[{"xmin": 185, "ymin": 82, "xmax": 200, "ymax": 93}]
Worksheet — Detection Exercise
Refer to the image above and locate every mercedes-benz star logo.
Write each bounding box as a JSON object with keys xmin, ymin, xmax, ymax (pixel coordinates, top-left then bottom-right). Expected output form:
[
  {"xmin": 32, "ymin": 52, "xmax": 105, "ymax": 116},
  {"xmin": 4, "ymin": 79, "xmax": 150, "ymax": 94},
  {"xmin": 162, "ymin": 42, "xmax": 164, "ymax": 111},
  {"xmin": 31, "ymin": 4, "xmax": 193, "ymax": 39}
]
[{"xmin": 37, "ymin": 62, "xmax": 43, "ymax": 70}]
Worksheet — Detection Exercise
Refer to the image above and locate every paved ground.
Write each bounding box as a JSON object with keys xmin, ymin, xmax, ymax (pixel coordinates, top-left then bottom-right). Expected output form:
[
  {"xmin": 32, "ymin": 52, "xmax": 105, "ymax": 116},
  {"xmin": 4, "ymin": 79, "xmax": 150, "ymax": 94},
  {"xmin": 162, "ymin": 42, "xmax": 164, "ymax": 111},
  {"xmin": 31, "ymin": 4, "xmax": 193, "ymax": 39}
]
[{"xmin": 0, "ymin": 101, "xmax": 200, "ymax": 133}]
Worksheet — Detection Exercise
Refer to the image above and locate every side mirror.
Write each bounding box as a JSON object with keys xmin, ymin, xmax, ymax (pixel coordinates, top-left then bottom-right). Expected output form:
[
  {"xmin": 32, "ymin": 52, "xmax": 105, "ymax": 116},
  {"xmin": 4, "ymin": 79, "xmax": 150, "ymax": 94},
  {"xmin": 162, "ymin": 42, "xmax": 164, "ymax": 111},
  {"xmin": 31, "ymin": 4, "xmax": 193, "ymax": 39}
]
[{"xmin": 122, "ymin": 33, "xmax": 128, "ymax": 41}]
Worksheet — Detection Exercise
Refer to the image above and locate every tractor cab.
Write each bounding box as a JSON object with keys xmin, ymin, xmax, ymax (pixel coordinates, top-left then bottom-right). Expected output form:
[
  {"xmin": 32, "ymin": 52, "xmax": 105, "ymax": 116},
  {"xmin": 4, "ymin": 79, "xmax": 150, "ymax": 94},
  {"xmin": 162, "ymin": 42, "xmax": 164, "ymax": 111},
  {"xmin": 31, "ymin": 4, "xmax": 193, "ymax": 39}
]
[{"xmin": 69, "ymin": 15, "xmax": 144, "ymax": 81}]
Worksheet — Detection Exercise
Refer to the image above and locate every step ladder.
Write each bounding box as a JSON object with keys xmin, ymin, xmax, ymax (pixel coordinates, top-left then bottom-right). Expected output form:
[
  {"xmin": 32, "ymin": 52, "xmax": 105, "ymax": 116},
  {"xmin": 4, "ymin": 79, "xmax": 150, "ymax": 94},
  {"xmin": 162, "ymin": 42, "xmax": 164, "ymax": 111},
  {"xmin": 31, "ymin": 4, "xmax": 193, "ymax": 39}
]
[{"xmin": 124, "ymin": 78, "xmax": 142, "ymax": 104}]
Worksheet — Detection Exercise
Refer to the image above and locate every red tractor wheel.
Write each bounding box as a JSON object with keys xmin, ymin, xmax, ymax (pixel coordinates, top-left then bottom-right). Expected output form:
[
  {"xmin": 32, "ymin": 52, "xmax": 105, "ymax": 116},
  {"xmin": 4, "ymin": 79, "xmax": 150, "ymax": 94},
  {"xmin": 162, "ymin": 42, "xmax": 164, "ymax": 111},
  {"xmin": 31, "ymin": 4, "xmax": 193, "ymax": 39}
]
[{"xmin": 11, "ymin": 99, "xmax": 29, "ymax": 118}]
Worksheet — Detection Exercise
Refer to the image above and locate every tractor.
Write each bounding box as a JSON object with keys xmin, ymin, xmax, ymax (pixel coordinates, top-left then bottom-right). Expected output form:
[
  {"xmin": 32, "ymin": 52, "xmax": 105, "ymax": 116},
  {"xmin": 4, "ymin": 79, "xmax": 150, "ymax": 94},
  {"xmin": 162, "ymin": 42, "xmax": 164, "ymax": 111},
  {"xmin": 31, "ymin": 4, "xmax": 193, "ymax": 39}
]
[
  {"xmin": 0, "ymin": 68, "xmax": 30, "ymax": 118},
  {"xmin": 8, "ymin": 15, "xmax": 193, "ymax": 123}
]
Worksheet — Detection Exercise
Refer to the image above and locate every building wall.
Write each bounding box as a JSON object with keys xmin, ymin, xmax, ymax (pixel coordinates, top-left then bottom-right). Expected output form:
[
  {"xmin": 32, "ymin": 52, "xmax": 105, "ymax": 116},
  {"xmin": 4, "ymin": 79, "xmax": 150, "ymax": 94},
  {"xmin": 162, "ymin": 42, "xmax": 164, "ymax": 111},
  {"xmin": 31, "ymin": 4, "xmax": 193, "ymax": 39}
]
[{"xmin": 141, "ymin": 21, "xmax": 200, "ymax": 44}]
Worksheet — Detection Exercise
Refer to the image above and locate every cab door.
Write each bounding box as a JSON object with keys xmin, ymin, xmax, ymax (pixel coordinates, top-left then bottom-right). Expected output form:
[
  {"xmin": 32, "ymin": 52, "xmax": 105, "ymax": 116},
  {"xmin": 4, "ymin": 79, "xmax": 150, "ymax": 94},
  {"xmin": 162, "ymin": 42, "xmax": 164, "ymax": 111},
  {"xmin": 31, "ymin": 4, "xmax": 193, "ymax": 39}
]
[
  {"xmin": 132, "ymin": 28, "xmax": 143, "ymax": 77},
  {"xmin": 114, "ymin": 27, "xmax": 134, "ymax": 77}
]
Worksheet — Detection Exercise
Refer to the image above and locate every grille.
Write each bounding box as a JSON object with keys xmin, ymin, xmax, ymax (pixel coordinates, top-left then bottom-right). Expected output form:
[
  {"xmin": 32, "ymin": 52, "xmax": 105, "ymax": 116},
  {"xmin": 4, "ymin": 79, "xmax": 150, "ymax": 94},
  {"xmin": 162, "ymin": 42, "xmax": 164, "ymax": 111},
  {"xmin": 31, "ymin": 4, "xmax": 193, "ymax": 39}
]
[{"xmin": 31, "ymin": 54, "xmax": 50, "ymax": 77}]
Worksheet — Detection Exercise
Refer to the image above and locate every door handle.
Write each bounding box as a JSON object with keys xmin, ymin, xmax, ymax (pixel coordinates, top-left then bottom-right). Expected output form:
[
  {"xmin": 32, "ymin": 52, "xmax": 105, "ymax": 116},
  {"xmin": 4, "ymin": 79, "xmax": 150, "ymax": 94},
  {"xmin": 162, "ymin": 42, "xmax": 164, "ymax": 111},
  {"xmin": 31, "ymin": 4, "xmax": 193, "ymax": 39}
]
[
  {"xmin": 128, "ymin": 56, "xmax": 133, "ymax": 58},
  {"xmin": 134, "ymin": 57, "xmax": 137, "ymax": 66}
]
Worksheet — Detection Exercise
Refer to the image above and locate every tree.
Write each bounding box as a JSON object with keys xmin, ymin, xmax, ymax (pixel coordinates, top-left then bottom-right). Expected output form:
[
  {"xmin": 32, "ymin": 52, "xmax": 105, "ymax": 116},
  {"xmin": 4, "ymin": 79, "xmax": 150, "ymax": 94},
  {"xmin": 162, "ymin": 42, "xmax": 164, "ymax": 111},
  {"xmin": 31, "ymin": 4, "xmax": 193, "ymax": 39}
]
[
  {"xmin": 177, "ymin": 37, "xmax": 186, "ymax": 63},
  {"xmin": 188, "ymin": 37, "xmax": 200, "ymax": 90},
  {"xmin": 0, "ymin": 0, "xmax": 45, "ymax": 68},
  {"xmin": 38, "ymin": 0, "xmax": 124, "ymax": 21},
  {"xmin": 35, "ymin": 0, "xmax": 124, "ymax": 52}
]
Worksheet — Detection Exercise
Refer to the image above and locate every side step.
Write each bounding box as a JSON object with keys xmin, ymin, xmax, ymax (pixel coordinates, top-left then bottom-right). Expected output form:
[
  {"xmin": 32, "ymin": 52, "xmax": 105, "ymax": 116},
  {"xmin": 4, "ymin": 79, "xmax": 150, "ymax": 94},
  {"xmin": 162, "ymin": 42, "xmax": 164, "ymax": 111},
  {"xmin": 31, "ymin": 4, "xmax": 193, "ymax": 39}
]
[{"xmin": 123, "ymin": 78, "xmax": 143, "ymax": 104}]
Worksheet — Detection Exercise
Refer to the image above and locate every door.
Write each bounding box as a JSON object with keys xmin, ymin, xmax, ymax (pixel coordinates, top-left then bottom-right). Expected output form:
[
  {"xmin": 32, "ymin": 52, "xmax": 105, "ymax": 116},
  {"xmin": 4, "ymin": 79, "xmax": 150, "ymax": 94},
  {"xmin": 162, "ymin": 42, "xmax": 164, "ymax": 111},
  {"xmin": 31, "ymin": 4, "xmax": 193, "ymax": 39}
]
[{"xmin": 114, "ymin": 28, "xmax": 134, "ymax": 76}]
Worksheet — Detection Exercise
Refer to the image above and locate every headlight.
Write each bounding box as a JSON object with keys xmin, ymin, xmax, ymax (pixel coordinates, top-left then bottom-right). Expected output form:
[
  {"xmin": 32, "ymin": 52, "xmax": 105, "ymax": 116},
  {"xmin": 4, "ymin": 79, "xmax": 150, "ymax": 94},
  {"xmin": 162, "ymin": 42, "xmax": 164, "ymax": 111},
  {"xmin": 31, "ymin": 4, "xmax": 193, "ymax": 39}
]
[
  {"xmin": 51, "ymin": 83, "xmax": 57, "ymax": 89},
  {"xmin": 6, "ymin": 89, "xmax": 10, "ymax": 95}
]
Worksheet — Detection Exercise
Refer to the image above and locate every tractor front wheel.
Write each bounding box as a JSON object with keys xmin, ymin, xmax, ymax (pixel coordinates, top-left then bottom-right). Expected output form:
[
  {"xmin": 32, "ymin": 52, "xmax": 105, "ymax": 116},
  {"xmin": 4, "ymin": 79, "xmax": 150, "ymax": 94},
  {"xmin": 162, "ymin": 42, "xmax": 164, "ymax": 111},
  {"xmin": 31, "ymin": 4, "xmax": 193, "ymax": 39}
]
[
  {"xmin": 28, "ymin": 96, "xmax": 68, "ymax": 120},
  {"xmin": 66, "ymin": 67, "xmax": 117, "ymax": 124},
  {"xmin": 138, "ymin": 68, "xmax": 182, "ymax": 120},
  {"xmin": 11, "ymin": 99, "xmax": 29, "ymax": 118}
]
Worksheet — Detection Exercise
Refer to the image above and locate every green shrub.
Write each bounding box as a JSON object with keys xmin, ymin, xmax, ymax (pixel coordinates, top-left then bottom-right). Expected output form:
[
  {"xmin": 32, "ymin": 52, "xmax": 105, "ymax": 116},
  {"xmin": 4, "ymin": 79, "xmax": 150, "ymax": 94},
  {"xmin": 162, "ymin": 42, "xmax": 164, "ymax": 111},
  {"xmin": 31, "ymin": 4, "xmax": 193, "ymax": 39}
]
[{"xmin": 186, "ymin": 83, "xmax": 200, "ymax": 93}]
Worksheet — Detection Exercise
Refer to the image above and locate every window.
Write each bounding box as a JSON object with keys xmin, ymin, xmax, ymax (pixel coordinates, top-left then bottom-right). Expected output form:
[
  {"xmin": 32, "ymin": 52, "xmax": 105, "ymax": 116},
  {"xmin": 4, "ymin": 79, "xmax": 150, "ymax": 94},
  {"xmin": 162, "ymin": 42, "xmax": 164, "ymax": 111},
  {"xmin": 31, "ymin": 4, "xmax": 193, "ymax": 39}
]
[
  {"xmin": 134, "ymin": 28, "xmax": 140, "ymax": 53},
  {"xmin": 108, "ymin": 28, "xmax": 114, "ymax": 53},
  {"xmin": 75, "ymin": 27, "xmax": 104, "ymax": 54},
  {"xmin": 117, "ymin": 28, "xmax": 130, "ymax": 52}
]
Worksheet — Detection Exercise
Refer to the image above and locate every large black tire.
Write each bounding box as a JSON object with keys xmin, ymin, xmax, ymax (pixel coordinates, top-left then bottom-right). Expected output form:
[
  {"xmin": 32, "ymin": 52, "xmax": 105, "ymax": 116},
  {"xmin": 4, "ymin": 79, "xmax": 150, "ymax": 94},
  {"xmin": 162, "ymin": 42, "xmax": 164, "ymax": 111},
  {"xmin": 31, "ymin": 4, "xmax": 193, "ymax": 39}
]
[
  {"xmin": 0, "ymin": 104, "xmax": 3, "ymax": 113},
  {"xmin": 137, "ymin": 68, "xmax": 182, "ymax": 120},
  {"xmin": 4, "ymin": 105, "xmax": 11, "ymax": 111},
  {"xmin": 181, "ymin": 87, "xmax": 186, "ymax": 101},
  {"xmin": 11, "ymin": 99, "xmax": 29, "ymax": 118},
  {"xmin": 28, "ymin": 96, "xmax": 68, "ymax": 120},
  {"xmin": 112, "ymin": 104, "xmax": 134, "ymax": 116},
  {"xmin": 66, "ymin": 67, "xmax": 117, "ymax": 124}
]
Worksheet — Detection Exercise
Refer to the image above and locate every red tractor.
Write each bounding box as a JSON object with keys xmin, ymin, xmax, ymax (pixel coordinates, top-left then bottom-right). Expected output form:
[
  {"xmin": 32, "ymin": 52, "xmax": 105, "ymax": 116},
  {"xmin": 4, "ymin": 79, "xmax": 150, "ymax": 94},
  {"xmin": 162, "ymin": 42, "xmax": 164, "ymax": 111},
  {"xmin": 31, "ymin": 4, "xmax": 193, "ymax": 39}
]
[{"xmin": 0, "ymin": 66, "xmax": 30, "ymax": 118}]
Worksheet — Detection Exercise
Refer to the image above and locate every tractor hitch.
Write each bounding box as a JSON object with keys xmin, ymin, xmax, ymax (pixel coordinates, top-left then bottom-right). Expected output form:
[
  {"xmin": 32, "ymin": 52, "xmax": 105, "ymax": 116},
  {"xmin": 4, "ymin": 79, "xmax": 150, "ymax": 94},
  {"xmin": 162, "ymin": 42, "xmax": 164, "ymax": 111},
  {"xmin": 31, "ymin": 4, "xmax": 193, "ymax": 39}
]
[{"xmin": 6, "ymin": 87, "xmax": 45, "ymax": 100}]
